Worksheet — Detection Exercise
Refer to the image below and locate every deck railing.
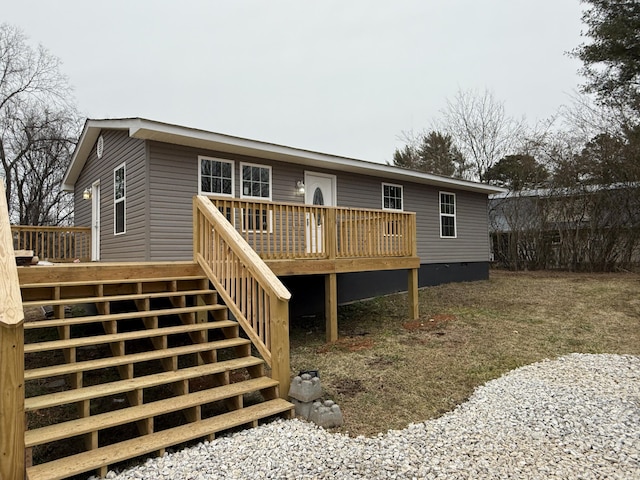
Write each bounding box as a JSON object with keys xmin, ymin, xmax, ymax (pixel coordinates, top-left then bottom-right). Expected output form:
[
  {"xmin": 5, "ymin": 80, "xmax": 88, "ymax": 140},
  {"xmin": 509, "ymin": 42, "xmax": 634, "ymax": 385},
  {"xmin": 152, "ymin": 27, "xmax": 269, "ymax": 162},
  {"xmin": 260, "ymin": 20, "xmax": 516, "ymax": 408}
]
[
  {"xmin": 11, "ymin": 225, "xmax": 91, "ymax": 262},
  {"xmin": 193, "ymin": 195, "xmax": 292, "ymax": 397},
  {"xmin": 209, "ymin": 197, "xmax": 417, "ymax": 261},
  {"xmin": 0, "ymin": 182, "xmax": 26, "ymax": 480}
]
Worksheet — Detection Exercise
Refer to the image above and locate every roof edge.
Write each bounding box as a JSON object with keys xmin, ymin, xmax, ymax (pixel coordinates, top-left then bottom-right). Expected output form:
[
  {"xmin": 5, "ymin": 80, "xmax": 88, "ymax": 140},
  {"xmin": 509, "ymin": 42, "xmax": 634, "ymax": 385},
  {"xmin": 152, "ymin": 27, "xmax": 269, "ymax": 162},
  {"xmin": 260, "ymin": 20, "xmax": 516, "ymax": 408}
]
[{"xmin": 63, "ymin": 117, "xmax": 507, "ymax": 195}]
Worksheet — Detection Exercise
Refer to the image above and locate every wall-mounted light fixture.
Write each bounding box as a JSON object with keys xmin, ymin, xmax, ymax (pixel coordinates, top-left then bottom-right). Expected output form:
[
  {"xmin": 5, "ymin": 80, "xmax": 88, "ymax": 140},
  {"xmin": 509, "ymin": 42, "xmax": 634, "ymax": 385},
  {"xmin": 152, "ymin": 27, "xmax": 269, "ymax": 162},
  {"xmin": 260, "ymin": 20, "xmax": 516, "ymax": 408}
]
[
  {"xmin": 83, "ymin": 188, "xmax": 92, "ymax": 200},
  {"xmin": 296, "ymin": 180, "xmax": 305, "ymax": 195}
]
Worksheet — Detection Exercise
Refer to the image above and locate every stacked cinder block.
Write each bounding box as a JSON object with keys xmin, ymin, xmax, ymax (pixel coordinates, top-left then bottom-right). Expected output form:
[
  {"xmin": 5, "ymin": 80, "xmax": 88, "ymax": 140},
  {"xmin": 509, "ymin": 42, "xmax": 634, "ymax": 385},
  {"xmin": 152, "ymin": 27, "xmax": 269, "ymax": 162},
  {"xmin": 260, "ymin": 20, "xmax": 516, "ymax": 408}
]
[{"xmin": 288, "ymin": 373, "xmax": 344, "ymax": 428}]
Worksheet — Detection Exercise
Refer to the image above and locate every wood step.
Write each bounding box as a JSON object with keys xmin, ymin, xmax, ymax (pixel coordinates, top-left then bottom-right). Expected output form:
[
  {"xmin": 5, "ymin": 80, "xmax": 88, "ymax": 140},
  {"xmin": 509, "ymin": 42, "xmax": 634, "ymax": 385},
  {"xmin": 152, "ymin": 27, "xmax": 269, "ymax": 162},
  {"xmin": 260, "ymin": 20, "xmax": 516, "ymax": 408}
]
[
  {"xmin": 25, "ymin": 356, "xmax": 265, "ymax": 411},
  {"xmin": 25, "ymin": 376, "xmax": 280, "ymax": 447},
  {"xmin": 19, "ymin": 275, "xmax": 209, "ymax": 290},
  {"xmin": 25, "ymin": 337, "xmax": 250, "ymax": 381},
  {"xmin": 26, "ymin": 398, "xmax": 294, "ymax": 480},
  {"xmin": 24, "ymin": 304, "xmax": 227, "ymax": 330},
  {"xmin": 24, "ymin": 319, "xmax": 238, "ymax": 354},
  {"xmin": 22, "ymin": 289, "xmax": 218, "ymax": 308}
]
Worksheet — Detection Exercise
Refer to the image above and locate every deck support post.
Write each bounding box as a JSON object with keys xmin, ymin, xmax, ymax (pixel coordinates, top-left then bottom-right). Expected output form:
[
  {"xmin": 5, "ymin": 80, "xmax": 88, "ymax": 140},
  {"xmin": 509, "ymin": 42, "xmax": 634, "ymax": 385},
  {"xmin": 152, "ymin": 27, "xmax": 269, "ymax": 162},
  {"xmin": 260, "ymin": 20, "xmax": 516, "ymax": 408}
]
[
  {"xmin": 408, "ymin": 268, "xmax": 419, "ymax": 320},
  {"xmin": 325, "ymin": 273, "xmax": 338, "ymax": 343},
  {"xmin": 269, "ymin": 297, "xmax": 291, "ymax": 399}
]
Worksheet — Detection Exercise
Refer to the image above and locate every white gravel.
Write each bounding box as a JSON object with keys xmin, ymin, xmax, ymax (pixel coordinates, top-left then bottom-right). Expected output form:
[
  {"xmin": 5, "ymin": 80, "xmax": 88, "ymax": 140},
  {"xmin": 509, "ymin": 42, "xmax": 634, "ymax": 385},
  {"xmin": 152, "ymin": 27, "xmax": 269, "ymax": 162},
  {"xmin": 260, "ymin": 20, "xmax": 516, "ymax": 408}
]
[{"xmin": 95, "ymin": 353, "xmax": 640, "ymax": 479}]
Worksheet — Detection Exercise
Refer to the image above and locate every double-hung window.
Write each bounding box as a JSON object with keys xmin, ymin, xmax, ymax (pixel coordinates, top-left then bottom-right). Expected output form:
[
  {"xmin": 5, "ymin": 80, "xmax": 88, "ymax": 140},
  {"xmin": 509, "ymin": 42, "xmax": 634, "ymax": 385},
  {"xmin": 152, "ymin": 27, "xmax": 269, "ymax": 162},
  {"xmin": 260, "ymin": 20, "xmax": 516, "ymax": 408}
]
[
  {"xmin": 240, "ymin": 163, "xmax": 272, "ymax": 232},
  {"xmin": 382, "ymin": 183, "xmax": 403, "ymax": 211},
  {"xmin": 382, "ymin": 183, "xmax": 403, "ymax": 236},
  {"xmin": 199, "ymin": 156, "xmax": 234, "ymax": 197},
  {"xmin": 439, "ymin": 192, "xmax": 456, "ymax": 238},
  {"xmin": 114, "ymin": 163, "xmax": 126, "ymax": 235}
]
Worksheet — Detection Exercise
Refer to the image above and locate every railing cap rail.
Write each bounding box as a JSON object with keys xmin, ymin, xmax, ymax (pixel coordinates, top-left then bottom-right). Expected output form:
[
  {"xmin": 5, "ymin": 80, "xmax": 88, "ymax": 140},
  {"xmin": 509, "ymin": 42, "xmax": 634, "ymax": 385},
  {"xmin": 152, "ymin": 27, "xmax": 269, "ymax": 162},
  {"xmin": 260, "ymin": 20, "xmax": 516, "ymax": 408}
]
[
  {"xmin": 206, "ymin": 195, "xmax": 417, "ymax": 216},
  {"xmin": 195, "ymin": 195, "xmax": 291, "ymax": 301}
]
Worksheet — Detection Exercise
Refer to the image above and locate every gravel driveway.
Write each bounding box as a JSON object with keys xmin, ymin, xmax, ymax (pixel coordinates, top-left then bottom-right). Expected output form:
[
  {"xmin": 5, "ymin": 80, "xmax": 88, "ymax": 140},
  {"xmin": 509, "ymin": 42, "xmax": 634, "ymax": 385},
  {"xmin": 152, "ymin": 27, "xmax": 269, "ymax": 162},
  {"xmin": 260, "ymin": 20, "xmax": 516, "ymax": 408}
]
[{"xmin": 94, "ymin": 354, "xmax": 640, "ymax": 480}]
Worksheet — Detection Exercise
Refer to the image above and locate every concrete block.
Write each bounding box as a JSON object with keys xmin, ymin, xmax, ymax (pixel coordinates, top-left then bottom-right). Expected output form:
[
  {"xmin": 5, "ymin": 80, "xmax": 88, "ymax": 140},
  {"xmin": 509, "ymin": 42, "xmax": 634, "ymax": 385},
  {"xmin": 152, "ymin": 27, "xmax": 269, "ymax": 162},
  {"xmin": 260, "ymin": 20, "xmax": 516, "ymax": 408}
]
[
  {"xmin": 309, "ymin": 399, "xmax": 344, "ymax": 428},
  {"xmin": 291, "ymin": 398, "xmax": 313, "ymax": 420},
  {"xmin": 288, "ymin": 373, "xmax": 322, "ymax": 402}
]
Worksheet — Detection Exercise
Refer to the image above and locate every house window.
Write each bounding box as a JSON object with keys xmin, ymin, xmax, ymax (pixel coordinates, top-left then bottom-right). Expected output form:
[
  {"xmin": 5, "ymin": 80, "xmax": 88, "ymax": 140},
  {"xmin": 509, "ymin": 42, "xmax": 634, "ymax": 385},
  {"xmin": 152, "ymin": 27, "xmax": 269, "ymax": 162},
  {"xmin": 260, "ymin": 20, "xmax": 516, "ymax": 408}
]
[
  {"xmin": 242, "ymin": 208, "xmax": 269, "ymax": 232},
  {"xmin": 382, "ymin": 183, "xmax": 403, "ymax": 210},
  {"xmin": 199, "ymin": 157, "xmax": 234, "ymax": 196},
  {"xmin": 240, "ymin": 163, "xmax": 271, "ymax": 200},
  {"xmin": 114, "ymin": 163, "xmax": 126, "ymax": 235},
  {"xmin": 440, "ymin": 192, "xmax": 456, "ymax": 238}
]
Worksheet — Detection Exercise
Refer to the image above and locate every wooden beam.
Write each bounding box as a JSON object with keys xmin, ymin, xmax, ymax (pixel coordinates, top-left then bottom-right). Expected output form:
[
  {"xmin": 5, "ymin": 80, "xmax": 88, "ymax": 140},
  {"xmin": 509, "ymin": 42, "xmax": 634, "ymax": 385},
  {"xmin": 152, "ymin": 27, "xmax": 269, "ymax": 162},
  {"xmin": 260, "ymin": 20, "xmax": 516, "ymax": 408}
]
[
  {"xmin": 269, "ymin": 297, "xmax": 290, "ymax": 399},
  {"xmin": 265, "ymin": 256, "xmax": 420, "ymax": 276},
  {"xmin": 408, "ymin": 268, "xmax": 419, "ymax": 320},
  {"xmin": 325, "ymin": 273, "xmax": 338, "ymax": 343},
  {"xmin": 0, "ymin": 322, "xmax": 25, "ymax": 480}
]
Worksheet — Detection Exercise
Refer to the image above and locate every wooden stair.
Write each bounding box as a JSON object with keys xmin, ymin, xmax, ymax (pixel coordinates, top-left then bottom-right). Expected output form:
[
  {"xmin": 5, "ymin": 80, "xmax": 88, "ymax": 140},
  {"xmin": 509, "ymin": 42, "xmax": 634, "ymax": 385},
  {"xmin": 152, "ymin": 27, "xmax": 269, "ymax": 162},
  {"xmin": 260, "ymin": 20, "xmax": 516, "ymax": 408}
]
[{"xmin": 20, "ymin": 262, "xmax": 293, "ymax": 480}]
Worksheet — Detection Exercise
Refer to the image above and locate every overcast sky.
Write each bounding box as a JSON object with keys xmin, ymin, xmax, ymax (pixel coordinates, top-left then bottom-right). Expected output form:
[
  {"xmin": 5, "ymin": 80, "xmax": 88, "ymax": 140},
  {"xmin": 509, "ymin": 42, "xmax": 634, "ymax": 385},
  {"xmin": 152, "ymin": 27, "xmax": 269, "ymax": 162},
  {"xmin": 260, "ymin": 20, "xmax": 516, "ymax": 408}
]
[{"xmin": 5, "ymin": 1, "xmax": 585, "ymax": 163}]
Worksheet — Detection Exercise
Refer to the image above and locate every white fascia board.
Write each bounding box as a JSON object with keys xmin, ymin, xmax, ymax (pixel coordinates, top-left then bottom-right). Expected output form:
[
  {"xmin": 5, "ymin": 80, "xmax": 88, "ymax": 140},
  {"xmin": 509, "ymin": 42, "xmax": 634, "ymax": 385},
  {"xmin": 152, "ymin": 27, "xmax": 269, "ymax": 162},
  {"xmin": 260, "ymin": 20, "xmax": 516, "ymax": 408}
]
[
  {"xmin": 65, "ymin": 117, "xmax": 506, "ymax": 195},
  {"xmin": 62, "ymin": 119, "xmax": 134, "ymax": 191},
  {"xmin": 129, "ymin": 119, "xmax": 506, "ymax": 195}
]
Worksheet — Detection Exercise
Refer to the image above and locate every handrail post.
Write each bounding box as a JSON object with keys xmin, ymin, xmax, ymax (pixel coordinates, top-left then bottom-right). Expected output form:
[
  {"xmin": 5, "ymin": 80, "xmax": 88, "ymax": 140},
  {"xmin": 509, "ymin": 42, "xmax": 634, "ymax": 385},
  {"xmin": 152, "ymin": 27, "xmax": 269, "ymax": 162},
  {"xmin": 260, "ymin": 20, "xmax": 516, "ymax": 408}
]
[
  {"xmin": 192, "ymin": 196, "xmax": 200, "ymax": 261},
  {"xmin": 269, "ymin": 297, "xmax": 290, "ymax": 399},
  {"xmin": 0, "ymin": 181, "xmax": 25, "ymax": 480}
]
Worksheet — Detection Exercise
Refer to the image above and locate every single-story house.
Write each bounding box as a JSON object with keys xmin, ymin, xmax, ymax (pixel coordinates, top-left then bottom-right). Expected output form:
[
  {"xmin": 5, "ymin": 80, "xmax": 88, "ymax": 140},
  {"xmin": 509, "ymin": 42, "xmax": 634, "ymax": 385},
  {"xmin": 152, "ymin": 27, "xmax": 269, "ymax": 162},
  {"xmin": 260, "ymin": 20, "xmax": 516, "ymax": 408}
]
[{"xmin": 63, "ymin": 118, "xmax": 504, "ymax": 316}]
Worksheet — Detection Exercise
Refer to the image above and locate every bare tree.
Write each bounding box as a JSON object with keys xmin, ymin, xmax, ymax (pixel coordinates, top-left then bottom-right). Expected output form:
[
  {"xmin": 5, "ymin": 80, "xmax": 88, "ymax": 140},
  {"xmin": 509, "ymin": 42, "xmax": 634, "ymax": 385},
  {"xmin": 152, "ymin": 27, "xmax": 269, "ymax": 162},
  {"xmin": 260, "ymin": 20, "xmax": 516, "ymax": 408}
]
[
  {"xmin": 0, "ymin": 23, "xmax": 79, "ymax": 225},
  {"xmin": 437, "ymin": 88, "xmax": 526, "ymax": 182}
]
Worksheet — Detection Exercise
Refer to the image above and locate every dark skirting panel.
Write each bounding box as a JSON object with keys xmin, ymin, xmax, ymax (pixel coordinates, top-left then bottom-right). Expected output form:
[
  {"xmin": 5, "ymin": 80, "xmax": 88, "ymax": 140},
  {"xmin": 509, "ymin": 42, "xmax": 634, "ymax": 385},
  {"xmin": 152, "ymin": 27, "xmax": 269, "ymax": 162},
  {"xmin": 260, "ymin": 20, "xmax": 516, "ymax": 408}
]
[{"xmin": 281, "ymin": 262, "xmax": 490, "ymax": 320}]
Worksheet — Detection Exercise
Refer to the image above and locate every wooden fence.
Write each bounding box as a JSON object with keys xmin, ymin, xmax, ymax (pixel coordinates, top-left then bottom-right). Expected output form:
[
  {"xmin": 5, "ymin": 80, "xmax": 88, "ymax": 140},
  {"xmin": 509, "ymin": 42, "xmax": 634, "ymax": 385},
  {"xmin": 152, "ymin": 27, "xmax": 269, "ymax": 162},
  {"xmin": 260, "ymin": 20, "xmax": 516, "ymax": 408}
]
[
  {"xmin": 193, "ymin": 195, "xmax": 292, "ymax": 396},
  {"xmin": 12, "ymin": 225, "xmax": 91, "ymax": 262}
]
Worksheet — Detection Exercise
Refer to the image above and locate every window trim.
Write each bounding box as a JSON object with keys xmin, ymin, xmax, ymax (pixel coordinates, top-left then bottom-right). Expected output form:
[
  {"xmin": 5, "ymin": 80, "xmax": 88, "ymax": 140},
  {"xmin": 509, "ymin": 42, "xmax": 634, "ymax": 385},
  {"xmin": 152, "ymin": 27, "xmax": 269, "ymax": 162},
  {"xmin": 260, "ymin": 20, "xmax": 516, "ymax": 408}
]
[
  {"xmin": 113, "ymin": 162, "xmax": 126, "ymax": 236},
  {"xmin": 439, "ymin": 191, "xmax": 457, "ymax": 239},
  {"xmin": 239, "ymin": 162, "xmax": 272, "ymax": 201},
  {"xmin": 198, "ymin": 156, "xmax": 235, "ymax": 197},
  {"xmin": 382, "ymin": 182, "xmax": 404, "ymax": 211}
]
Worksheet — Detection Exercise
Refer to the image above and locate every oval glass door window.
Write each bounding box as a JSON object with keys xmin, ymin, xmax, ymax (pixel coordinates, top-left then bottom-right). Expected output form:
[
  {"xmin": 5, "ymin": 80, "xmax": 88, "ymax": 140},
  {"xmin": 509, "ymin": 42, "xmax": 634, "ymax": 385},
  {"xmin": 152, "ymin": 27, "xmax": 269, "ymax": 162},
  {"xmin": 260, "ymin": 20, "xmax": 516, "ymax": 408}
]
[{"xmin": 313, "ymin": 187, "xmax": 324, "ymax": 205}]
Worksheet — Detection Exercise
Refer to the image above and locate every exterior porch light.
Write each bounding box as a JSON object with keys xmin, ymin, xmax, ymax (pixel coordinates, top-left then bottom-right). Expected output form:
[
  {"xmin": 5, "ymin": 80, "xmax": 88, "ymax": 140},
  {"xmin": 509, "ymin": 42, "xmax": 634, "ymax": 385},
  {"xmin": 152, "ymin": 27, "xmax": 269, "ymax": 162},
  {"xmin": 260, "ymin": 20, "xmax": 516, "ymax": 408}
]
[
  {"xmin": 83, "ymin": 188, "xmax": 92, "ymax": 200},
  {"xmin": 296, "ymin": 180, "xmax": 305, "ymax": 195}
]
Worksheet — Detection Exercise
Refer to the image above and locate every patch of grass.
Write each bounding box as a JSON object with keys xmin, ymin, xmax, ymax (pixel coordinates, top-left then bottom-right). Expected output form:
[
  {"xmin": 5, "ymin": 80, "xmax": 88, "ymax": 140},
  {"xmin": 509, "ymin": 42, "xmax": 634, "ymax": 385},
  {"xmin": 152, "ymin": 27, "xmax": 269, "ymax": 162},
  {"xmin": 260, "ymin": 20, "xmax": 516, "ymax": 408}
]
[{"xmin": 290, "ymin": 270, "xmax": 640, "ymax": 436}]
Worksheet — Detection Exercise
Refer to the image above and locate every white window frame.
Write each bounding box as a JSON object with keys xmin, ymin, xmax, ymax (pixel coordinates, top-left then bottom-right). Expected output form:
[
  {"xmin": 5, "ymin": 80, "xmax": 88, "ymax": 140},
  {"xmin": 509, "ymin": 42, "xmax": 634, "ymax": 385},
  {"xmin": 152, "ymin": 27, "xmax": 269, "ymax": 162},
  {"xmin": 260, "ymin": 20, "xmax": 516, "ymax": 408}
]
[
  {"xmin": 382, "ymin": 182, "xmax": 404, "ymax": 211},
  {"xmin": 239, "ymin": 162, "xmax": 273, "ymax": 233},
  {"xmin": 240, "ymin": 162, "xmax": 272, "ymax": 201},
  {"xmin": 113, "ymin": 163, "xmax": 126, "ymax": 236},
  {"xmin": 439, "ymin": 191, "xmax": 457, "ymax": 238},
  {"xmin": 198, "ymin": 156, "xmax": 235, "ymax": 197}
]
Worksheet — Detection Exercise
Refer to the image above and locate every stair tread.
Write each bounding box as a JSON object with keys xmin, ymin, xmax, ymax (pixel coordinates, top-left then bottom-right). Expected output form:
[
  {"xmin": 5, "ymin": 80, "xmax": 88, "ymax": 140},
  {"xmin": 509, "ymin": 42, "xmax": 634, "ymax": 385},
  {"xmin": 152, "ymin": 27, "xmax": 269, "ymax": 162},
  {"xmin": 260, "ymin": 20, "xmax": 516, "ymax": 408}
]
[
  {"xmin": 19, "ymin": 275, "xmax": 209, "ymax": 289},
  {"xmin": 22, "ymin": 289, "xmax": 218, "ymax": 308},
  {"xmin": 25, "ymin": 376, "xmax": 280, "ymax": 447},
  {"xmin": 24, "ymin": 319, "xmax": 238, "ymax": 353},
  {"xmin": 25, "ymin": 337, "xmax": 250, "ymax": 380},
  {"xmin": 26, "ymin": 399, "xmax": 294, "ymax": 480},
  {"xmin": 24, "ymin": 304, "xmax": 227, "ymax": 330},
  {"xmin": 25, "ymin": 356, "xmax": 265, "ymax": 411}
]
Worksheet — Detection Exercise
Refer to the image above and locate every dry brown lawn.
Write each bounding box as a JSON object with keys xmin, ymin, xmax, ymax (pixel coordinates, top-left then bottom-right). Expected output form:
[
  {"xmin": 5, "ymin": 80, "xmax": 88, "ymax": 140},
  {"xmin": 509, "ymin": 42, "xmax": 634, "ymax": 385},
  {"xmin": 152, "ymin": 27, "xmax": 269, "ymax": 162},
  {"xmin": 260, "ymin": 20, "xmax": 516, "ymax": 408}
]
[{"xmin": 289, "ymin": 270, "xmax": 640, "ymax": 436}]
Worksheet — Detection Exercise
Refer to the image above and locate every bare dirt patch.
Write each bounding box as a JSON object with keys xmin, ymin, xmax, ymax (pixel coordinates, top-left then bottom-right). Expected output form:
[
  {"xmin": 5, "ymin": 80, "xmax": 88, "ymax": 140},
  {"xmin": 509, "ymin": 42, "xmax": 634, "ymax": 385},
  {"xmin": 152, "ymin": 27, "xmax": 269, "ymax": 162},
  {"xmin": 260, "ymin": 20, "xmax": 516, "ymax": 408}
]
[{"xmin": 403, "ymin": 313, "xmax": 457, "ymax": 331}]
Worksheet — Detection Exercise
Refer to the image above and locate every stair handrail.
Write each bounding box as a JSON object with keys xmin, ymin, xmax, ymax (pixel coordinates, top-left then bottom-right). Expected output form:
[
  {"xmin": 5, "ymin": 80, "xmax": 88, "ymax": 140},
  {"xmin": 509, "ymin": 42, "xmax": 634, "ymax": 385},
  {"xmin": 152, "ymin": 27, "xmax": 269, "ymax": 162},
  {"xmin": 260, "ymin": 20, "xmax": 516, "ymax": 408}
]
[
  {"xmin": 192, "ymin": 195, "xmax": 291, "ymax": 397},
  {"xmin": 0, "ymin": 181, "xmax": 26, "ymax": 480}
]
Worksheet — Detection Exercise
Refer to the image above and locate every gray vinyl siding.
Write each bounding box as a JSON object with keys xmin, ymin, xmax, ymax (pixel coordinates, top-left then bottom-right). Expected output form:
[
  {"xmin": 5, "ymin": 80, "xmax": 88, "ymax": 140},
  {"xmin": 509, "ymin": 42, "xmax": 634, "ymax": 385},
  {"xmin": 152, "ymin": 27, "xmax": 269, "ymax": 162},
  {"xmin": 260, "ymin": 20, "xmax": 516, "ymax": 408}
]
[
  {"xmin": 139, "ymin": 140, "xmax": 490, "ymax": 263},
  {"xmin": 74, "ymin": 130, "xmax": 147, "ymax": 261},
  {"xmin": 314, "ymin": 169, "xmax": 490, "ymax": 263},
  {"xmin": 147, "ymin": 142, "xmax": 310, "ymax": 260}
]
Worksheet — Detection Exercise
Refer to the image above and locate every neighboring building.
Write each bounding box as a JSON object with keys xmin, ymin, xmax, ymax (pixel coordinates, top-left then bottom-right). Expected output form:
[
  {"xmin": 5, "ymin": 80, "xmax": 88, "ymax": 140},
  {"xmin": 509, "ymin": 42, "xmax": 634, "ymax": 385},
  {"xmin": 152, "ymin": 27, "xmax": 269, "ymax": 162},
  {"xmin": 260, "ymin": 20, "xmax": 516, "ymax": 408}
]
[
  {"xmin": 489, "ymin": 185, "xmax": 640, "ymax": 271},
  {"xmin": 63, "ymin": 118, "xmax": 504, "ymax": 314}
]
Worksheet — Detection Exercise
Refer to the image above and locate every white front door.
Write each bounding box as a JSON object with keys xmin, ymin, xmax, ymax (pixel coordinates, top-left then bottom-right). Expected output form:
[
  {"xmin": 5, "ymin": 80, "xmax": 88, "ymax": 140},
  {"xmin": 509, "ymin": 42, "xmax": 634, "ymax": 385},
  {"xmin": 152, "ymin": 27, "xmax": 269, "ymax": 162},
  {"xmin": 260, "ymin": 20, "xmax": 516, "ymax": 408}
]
[
  {"xmin": 304, "ymin": 172, "xmax": 336, "ymax": 254},
  {"xmin": 91, "ymin": 180, "xmax": 100, "ymax": 261}
]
